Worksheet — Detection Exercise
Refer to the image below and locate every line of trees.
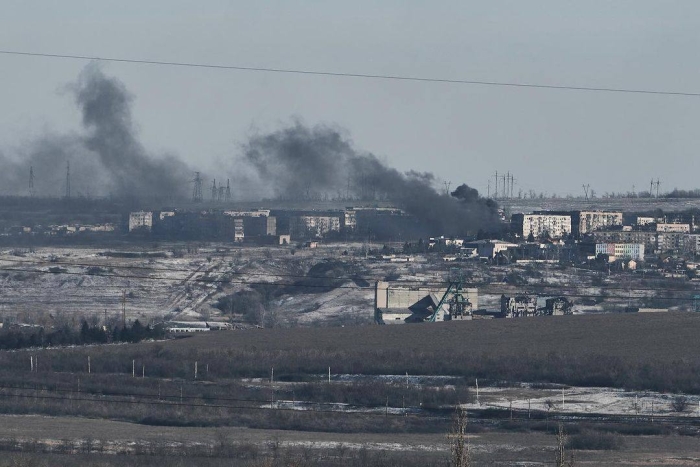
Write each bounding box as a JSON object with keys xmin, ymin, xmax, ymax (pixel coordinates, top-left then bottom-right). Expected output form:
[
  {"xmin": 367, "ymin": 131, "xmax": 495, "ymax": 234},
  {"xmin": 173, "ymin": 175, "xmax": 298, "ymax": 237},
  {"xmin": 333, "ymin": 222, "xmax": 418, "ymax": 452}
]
[{"xmin": 0, "ymin": 320, "xmax": 164, "ymax": 350}]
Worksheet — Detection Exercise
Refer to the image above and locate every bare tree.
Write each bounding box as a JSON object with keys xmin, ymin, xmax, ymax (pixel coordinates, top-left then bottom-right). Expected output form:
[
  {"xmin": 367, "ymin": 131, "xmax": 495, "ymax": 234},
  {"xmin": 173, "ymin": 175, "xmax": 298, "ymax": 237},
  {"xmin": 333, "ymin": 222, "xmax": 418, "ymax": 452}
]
[
  {"xmin": 555, "ymin": 423, "xmax": 575, "ymax": 467},
  {"xmin": 449, "ymin": 406, "xmax": 472, "ymax": 467}
]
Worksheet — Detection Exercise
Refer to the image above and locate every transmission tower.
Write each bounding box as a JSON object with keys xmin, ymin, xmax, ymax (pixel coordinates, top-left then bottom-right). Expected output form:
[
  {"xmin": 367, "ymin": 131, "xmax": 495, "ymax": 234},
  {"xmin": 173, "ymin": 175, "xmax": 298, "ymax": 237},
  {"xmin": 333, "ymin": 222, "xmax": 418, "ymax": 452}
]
[
  {"xmin": 65, "ymin": 161, "xmax": 71, "ymax": 199},
  {"xmin": 582, "ymin": 184, "xmax": 590, "ymax": 200},
  {"xmin": 29, "ymin": 166, "xmax": 35, "ymax": 198},
  {"xmin": 218, "ymin": 185, "xmax": 225, "ymax": 202},
  {"xmin": 225, "ymin": 179, "xmax": 231, "ymax": 202},
  {"xmin": 191, "ymin": 172, "xmax": 203, "ymax": 203},
  {"xmin": 655, "ymin": 179, "xmax": 661, "ymax": 198}
]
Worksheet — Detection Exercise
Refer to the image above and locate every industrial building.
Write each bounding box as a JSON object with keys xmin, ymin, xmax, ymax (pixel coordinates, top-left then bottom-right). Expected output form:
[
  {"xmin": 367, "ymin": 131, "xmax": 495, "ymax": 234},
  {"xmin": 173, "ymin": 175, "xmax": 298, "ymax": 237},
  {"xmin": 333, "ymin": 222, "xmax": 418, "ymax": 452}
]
[
  {"xmin": 500, "ymin": 295, "xmax": 538, "ymax": 317},
  {"xmin": 374, "ymin": 281, "xmax": 478, "ymax": 324},
  {"xmin": 544, "ymin": 297, "xmax": 573, "ymax": 315},
  {"xmin": 463, "ymin": 240, "xmax": 518, "ymax": 259}
]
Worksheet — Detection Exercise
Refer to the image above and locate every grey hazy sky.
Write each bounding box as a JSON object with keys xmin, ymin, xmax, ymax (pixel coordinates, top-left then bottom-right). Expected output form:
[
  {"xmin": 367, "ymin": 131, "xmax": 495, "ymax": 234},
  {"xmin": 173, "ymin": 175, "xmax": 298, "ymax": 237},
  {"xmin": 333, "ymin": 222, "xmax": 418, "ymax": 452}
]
[{"xmin": 1, "ymin": 1, "xmax": 699, "ymax": 197}]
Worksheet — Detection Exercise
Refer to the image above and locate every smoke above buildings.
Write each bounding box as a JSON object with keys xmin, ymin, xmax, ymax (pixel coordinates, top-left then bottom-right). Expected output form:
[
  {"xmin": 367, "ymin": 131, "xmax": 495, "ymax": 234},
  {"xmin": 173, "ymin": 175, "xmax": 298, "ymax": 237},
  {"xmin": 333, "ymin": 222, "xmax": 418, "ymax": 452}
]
[
  {"xmin": 239, "ymin": 122, "xmax": 500, "ymax": 235},
  {"xmin": 0, "ymin": 63, "xmax": 190, "ymax": 201}
]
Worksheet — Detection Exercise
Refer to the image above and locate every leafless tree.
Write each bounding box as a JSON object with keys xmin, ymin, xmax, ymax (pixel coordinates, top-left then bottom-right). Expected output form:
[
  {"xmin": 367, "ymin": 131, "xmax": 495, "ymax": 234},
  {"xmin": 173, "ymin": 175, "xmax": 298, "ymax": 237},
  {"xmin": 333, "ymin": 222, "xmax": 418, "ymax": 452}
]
[
  {"xmin": 555, "ymin": 423, "xmax": 575, "ymax": 467},
  {"xmin": 449, "ymin": 406, "xmax": 472, "ymax": 467}
]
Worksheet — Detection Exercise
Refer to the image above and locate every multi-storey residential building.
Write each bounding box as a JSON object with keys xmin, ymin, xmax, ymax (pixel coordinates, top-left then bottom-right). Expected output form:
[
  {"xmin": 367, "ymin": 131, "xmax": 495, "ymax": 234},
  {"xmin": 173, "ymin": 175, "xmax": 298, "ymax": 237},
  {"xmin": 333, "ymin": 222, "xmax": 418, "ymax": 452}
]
[
  {"xmin": 657, "ymin": 233, "xmax": 686, "ymax": 252},
  {"xmin": 656, "ymin": 223, "xmax": 691, "ymax": 233},
  {"xmin": 685, "ymin": 234, "xmax": 700, "ymax": 254},
  {"xmin": 233, "ymin": 219, "xmax": 244, "ymax": 242},
  {"xmin": 343, "ymin": 209, "xmax": 357, "ymax": 230},
  {"xmin": 128, "ymin": 211, "xmax": 153, "ymax": 232},
  {"xmin": 577, "ymin": 211, "xmax": 623, "ymax": 235},
  {"xmin": 512, "ymin": 213, "xmax": 572, "ymax": 239},
  {"xmin": 593, "ymin": 230, "xmax": 657, "ymax": 252},
  {"xmin": 595, "ymin": 243, "xmax": 645, "ymax": 261},
  {"xmin": 289, "ymin": 215, "xmax": 341, "ymax": 238}
]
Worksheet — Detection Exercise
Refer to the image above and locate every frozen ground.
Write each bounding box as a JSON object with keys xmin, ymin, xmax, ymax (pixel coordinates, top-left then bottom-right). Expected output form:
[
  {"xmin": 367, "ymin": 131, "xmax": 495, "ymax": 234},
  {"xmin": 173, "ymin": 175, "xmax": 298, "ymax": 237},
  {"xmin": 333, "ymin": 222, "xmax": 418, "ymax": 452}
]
[
  {"xmin": 0, "ymin": 243, "xmax": 689, "ymax": 327},
  {"xmin": 466, "ymin": 384, "xmax": 700, "ymax": 418}
]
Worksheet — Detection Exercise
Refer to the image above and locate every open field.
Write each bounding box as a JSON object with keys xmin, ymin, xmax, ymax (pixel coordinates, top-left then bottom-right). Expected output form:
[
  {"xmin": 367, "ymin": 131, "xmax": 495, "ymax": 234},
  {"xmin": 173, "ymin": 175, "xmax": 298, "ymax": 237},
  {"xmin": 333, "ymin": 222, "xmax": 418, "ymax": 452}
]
[{"xmin": 0, "ymin": 314, "xmax": 699, "ymax": 464}]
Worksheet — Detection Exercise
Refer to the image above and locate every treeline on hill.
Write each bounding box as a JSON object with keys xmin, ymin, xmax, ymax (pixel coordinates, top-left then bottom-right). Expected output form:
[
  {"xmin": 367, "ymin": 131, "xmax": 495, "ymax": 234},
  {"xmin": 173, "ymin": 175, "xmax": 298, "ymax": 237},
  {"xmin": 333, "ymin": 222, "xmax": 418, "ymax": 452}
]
[{"xmin": 0, "ymin": 320, "xmax": 164, "ymax": 350}]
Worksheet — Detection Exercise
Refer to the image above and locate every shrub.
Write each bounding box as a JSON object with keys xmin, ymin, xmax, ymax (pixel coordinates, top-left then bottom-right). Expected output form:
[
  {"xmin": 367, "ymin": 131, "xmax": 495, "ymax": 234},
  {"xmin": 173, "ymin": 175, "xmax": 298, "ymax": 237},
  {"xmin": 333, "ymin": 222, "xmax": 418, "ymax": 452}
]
[
  {"xmin": 568, "ymin": 432, "xmax": 623, "ymax": 450},
  {"xmin": 671, "ymin": 395, "xmax": 689, "ymax": 412}
]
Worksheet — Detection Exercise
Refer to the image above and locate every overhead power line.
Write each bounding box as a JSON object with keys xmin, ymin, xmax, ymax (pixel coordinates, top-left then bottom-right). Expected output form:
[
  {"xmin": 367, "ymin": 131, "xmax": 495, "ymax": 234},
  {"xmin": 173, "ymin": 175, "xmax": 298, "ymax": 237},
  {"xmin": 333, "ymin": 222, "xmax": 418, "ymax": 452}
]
[{"xmin": 1, "ymin": 49, "xmax": 699, "ymax": 97}]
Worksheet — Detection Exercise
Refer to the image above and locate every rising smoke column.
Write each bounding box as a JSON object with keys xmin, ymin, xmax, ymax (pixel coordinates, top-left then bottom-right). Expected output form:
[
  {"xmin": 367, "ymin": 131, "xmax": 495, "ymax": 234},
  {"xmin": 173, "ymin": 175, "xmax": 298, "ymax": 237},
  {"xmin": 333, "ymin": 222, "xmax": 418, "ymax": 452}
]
[
  {"xmin": 0, "ymin": 63, "xmax": 191, "ymax": 201},
  {"xmin": 239, "ymin": 122, "xmax": 500, "ymax": 235},
  {"xmin": 73, "ymin": 63, "xmax": 191, "ymax": 200}
]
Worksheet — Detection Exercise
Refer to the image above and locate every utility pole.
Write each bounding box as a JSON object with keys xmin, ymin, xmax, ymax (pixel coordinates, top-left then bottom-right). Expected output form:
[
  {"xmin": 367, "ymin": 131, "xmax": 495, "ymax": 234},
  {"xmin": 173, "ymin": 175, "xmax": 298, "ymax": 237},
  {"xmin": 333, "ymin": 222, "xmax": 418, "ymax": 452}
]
[
  {"xmin": 443, "ymin": 181, "xmax": 451, "ymax": 196},
  {"xmin": 494, "ymin": 171, "xmax": 498, "ymax": 200},
  {"xmin": 225, "ymin": 179, "xmax": 231, "ymax": 202},
  {"xmin": 650, "ymin": 179, "xmax": 654, "ymax": 197},
  {"xmin": 29, "ymin": 166, "xmax": 35, "ymax": 198},
  {"xmin": 121, "ymin": 290, "xmax": 126, "ymax": 328},
  {"xmin": 502, "ymin": 174, "xmax": 507, "ymax": 198},
  {"xmin": 65, "ymin": 161, "xmax": 71, "ymax": 199}
]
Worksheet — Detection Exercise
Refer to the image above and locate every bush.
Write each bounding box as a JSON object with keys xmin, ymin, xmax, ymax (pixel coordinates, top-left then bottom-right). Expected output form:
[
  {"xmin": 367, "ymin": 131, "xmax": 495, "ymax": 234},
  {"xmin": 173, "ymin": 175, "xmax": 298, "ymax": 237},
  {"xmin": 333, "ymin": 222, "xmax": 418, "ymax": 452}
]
[
  {"xmin": 568, "ymin": 432, "xmax": 623, "ymax": 450},
  {"xmin": 671, "ymin": 395, "xmax": 689, "ymax": 412}
]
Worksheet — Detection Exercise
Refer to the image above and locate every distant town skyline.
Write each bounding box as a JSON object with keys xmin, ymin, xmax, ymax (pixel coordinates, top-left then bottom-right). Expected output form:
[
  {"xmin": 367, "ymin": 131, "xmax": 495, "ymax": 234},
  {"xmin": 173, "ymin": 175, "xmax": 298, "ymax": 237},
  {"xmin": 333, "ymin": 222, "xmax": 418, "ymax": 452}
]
[{"xmin": 1, "ymin": 1, "xmax": 699, "ymax": 197}]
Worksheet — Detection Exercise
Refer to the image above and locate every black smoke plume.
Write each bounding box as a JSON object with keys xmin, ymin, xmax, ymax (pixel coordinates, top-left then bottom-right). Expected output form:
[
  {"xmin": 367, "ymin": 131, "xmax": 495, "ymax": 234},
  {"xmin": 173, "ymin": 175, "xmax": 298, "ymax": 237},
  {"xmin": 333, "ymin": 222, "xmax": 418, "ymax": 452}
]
[
  {"xmin": 0, "ymin": 63, "xmax": 190, "ymax": 201},
  {"xmin": 238, "ymin": 122, "xmax": 500, "ymax": 235}
]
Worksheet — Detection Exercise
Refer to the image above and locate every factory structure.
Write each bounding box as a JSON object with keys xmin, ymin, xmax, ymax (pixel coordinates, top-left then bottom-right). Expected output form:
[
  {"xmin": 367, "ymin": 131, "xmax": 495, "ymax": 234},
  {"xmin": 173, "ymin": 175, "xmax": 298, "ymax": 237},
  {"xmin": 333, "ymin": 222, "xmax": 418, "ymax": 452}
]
[{"xmin": 374, "ymin": 280, "xmax": 479, "ymax": 324}]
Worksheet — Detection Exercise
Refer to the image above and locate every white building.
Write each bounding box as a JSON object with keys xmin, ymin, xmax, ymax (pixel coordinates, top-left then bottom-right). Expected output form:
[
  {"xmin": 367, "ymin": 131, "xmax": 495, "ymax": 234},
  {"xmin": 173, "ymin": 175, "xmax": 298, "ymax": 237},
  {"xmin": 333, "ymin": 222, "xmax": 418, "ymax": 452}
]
[
  {"xmin": 289, "ymin": 216, "xmax": 341, "ymax": 238},
  {"xmin": 578, "ymin": 211, "xmax": 623, "ymax": 234},
  {"xmin": 343, "ymin": 209, "xmax": 357, "ymax": 230},
  {"xmin": 595, "ymin": 243, "xmax": 645, "ymax": 261},
  {"xmin": 513, "ymin": 214, "xmax": 572, "ymax": 239},
  {"xmin": 233, "ymin": 219, "xmax": 244, "ymax": 242},
  {"xmin": 129, "ymin": 211, "xmax": 153, "ymax": 232},
  {"xmin": 656, "ymin": 223, "xmax": 690, "ymax": 233},
  {"xmin": 223, "ymin": 209, "xmax": 270, "ymax": 218},
  {"xmin": 637, "ymin": 216, "xmax": 658, "ymax": 226}
]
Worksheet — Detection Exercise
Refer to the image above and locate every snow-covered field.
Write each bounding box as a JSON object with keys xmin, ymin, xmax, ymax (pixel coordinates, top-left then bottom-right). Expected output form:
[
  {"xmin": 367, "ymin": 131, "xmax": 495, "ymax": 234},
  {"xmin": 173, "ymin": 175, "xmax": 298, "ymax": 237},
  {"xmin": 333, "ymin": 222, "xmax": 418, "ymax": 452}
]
[{"xmin": 467, "ymin": 384, "xmax": 700, "ymax": 418}]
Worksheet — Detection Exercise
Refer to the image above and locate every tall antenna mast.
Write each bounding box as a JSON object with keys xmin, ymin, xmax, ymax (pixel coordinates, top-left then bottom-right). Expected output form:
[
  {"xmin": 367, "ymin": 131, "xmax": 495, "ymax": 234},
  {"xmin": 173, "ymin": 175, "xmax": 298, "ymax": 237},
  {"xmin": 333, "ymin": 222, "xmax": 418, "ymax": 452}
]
[
  {"xmin": 65, "ymin": 161, "xmax": 71, "ymax": 199},
  {"xmin": 192, "ymin": 172, "xmax": 203, "ymax": 203},
  {"xmin": 29, "ymin": 166, "xmax": 35, "ymax": 198},
  {"xmin": 494, "ymin": 171, "xmax": 498, "ymax": 199}
]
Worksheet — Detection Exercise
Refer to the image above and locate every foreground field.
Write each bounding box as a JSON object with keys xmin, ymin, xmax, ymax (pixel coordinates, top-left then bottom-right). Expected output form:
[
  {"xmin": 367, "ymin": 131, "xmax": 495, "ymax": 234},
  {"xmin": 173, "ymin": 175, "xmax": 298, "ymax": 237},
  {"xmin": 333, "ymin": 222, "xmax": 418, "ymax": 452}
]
[
  {"xmin": 0, "ymin": 413, "xmax": 699, "ymax": 466},
  {"xmin": 0, "ymin": 313, "xmax": 699, "ymax": 464}
]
